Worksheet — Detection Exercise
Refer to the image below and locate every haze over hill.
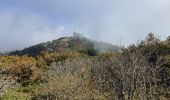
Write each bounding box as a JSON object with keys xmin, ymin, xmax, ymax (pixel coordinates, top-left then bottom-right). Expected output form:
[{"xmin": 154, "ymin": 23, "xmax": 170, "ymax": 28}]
[
  {"xmin": 1, "ymin": 0, "xmax": 170, "ymax": 52},
  {"xmin": 10, "ymin": 33, "xmax": 120, "ymax": 56}
]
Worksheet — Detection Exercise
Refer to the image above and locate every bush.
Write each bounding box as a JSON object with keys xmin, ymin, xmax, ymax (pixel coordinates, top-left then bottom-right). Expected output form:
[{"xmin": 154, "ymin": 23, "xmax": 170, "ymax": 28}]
[
  {"xmin": 31, "ymin": 93, "xmax": 56, "ymax": 100},
  {"xmin": 0, "ymin": 55, "xmax": 42, "ymax": 86},
  {"xmin": 39, "ymin": 50, "xmax": 81, "ymax": 65},
  {"xmin": 87, "ymin": 48, "xmax": 99, "ymax": 56}
]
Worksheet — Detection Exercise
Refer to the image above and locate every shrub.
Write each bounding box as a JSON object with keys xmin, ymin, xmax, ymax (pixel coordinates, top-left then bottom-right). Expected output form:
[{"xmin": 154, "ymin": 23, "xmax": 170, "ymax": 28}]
[
  {"xmin": 87, "ymin": 48, "xmax": 99, "ymax": 56},
  {"xmin": 39, "ymin": 50, "xmax": 81, "ymax": 65},
  {"xmin": 31, "ymin": 93, "xmax": 56, "ymax": 100},
  {"xmin": 0, "ymin": 55, "xmax": 42, "ymax": 86}
]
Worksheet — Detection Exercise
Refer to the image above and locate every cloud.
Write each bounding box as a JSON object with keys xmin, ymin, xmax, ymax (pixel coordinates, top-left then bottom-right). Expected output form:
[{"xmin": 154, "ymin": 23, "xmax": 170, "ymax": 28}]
[
  {"xmin": 0, "ymin": 9, "xmax": 63, "ymax": 53},
  {"xmin": 1, "ymin": 0, "xmax": 170, "ymax": 52}
]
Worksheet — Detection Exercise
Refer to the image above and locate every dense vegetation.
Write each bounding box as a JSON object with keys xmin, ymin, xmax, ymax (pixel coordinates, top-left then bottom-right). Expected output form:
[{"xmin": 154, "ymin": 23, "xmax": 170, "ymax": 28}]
[{"xmin": 0, "ymin": 33, "xmax": 170, "ymax": 100}]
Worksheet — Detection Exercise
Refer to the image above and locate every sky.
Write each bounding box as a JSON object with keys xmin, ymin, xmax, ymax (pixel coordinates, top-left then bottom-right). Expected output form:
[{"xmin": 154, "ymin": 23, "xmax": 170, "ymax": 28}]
[{"xmin": 0, "ymin": 0, "xmax": 170, "ymax": 52}]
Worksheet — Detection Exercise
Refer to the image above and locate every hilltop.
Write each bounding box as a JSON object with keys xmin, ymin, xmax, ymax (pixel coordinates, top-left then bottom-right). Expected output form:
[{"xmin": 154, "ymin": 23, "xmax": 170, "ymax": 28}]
[{"xmin": 10, "ymin": 34, "xmax": 120, "ymax": 56}]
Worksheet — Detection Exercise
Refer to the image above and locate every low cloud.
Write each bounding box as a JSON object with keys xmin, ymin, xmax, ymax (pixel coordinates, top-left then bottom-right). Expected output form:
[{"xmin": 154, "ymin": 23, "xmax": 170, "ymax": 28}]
[
  {"xmin": 0, "ymin": 0, "xmax": 170, "ymax": 52},
  {"xmin": 0, "ymin": 10, "xmax": 63, "ymax": 53}
]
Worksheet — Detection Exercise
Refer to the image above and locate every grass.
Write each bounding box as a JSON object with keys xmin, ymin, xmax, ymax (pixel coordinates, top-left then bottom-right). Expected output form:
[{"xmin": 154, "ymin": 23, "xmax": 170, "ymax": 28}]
[{"xmin": 0, "ymin": 83, "xmax": 44, "ymax": 100}]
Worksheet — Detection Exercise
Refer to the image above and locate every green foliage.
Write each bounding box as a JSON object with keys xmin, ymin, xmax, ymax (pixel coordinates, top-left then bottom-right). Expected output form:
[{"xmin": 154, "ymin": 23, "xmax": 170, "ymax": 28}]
[
  {"xmin": 0, "ymin": 89, "xmax": 28, "ymax": 100},
  {"xmin": 31, "ymin": 93, "xmax": 56, "ymax": 100},
  {"xmin": 87, "ymin": 48, "xmax": 99, "ymax": 56},
  {"xmin": 0, "ymin": 94, "xmax": 27, "ymax": 100}
]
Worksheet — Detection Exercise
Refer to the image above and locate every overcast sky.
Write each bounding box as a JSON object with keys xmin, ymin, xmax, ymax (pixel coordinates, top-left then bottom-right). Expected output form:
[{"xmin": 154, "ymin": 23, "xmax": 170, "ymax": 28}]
[{"xmin": 0, "ymin": 0, "xmax": 170, "ymax": 52}]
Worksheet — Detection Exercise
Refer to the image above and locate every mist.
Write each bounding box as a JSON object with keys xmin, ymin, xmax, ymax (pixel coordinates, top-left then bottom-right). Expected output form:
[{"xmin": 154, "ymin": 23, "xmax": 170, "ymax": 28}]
[{"xmin": 0, "ymin": 0, "xmax": 170, "ymax": 53}]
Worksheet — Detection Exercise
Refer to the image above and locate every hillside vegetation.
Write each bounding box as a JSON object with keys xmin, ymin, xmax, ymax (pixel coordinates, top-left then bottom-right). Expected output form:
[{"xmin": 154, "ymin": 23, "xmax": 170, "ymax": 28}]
[
  {"xmin": 0, "ymin": 33, "xmax": 170, "ymax": 100},
  {"xmin": 10, "ymin": 34, "xmax": 120, "ymax": 56}
]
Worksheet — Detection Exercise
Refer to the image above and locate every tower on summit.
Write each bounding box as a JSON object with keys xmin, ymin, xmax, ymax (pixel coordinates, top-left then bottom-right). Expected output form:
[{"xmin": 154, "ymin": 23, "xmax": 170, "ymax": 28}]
[{"xmin": 73, "ymin": 24, "xmax": 83, "ymax": 38}]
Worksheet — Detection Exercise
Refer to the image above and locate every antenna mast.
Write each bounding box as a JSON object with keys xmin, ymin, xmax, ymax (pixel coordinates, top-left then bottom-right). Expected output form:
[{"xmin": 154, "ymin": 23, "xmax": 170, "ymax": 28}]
[
  {"xmin": 120, "ymin": 36, "xmax": 122, "ymax": 47},
  {"xmin": 73, "ymin": 24, "xmax": 83, "ymax": 37},
  {"xmin": 75, "ymin": 24, "xmax": 77, "ymax": 34},
  {"xmin": 73, "ymin": 24, "xmax": 77, "ymax": 36}
]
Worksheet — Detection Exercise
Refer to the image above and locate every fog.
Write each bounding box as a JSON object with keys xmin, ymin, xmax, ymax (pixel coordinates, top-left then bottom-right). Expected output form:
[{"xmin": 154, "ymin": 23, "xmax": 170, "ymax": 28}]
[{"xmin": 0, "ymin": 0, "xmax": 170, "ymax": 53}]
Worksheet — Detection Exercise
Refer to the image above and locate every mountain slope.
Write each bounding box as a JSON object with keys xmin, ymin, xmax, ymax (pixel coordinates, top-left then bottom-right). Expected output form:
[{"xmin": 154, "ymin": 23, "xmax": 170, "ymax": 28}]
[{"xmin": 10, "ymin": 35, "xmax": 120, "ymax": 56}]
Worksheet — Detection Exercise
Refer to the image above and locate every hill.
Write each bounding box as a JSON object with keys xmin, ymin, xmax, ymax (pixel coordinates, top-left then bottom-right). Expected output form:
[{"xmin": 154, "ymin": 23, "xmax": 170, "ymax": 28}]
[
  {"xmin": 10, "ymin": 34, "xmax": 120, "ymax": 56},
  {"xmin": 0, "ymin": 33, "xmax": 169, "ymax": 99}
]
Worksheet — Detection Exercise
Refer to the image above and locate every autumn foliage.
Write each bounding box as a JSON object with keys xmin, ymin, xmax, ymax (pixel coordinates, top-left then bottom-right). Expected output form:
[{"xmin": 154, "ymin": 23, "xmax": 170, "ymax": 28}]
[{"xmin": 0, "ymin": 33, "xmax": 170, "ymax": 100}]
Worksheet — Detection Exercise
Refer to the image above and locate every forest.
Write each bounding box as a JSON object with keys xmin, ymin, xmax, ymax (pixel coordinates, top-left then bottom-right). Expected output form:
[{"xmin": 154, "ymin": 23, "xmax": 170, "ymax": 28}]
[{"xmin": 0, "ymin": 33, "xmax": 170, "ymax": 100}]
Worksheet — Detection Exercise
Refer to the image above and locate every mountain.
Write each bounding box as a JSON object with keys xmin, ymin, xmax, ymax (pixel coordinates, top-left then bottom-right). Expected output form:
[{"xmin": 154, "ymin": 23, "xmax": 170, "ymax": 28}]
[{"xmin": 10, "ymin": 33, "xmax": 120, "ymax": 56}]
